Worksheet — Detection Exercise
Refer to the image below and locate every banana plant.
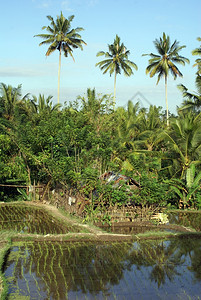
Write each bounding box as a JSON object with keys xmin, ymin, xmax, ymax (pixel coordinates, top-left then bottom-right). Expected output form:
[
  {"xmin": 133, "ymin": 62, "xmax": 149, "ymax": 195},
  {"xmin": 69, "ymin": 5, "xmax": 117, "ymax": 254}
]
[
  {"xmin": 186, "ymin": 164, "xmax": 201, "ymax": 207},
  {"xmin": 166, "ymin": 164, "xmax": 201, "ymax": 208}
]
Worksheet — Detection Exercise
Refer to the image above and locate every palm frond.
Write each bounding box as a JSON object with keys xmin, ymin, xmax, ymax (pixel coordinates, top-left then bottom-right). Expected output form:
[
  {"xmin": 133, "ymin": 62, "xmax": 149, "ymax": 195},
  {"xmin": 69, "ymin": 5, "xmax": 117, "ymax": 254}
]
[{"xmin": 35, "ymin": 12, "xmax": 86, "ymax": 59}]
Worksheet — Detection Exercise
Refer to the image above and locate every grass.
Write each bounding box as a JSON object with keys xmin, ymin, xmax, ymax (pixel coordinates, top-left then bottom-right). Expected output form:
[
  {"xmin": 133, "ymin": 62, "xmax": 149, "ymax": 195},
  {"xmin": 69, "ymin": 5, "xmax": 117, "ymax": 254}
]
[
  {"xmin": 134, "ymin": 230, "xmax": 201, "ymax": 240},
  {"xmin": 135, "ymin": 230, "xmax": 176, "ymax": 238},
  {"xmin": 0, "ymin": 244, "xmax": 10, "ymax": 300},
  {"xmin": 58, "ymin": 206, "xmax": 107, "ymax": 234}
]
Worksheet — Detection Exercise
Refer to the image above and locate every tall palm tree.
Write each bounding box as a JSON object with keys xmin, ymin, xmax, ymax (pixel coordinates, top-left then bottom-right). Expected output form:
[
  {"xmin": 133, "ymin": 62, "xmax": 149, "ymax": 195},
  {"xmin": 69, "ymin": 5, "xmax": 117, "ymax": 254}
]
[
  {"xmin": 192, "ymin": 37, "xmax": 201, "ymax": 74},
  {"xmin": 143, "ymin": 32, "xmax": 189, "ymax": 126},
  {"xmin": 96, "ymin": 35, "xmax": 138, "ymax": 109},
  {"xmin": 35, "ymin": 12, "xmax": 86, "ymax": 104}
]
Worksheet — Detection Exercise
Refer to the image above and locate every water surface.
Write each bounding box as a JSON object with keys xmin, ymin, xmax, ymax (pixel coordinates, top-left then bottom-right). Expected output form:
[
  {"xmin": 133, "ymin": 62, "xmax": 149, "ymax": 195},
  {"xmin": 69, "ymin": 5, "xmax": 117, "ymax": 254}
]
[
  {"xmin": 4, "ymin": 238, "xmax": 201, "ymax": 299},
  {"xmin": 0, "ymin": 204, "xmax": 80, "ymax": 234}
]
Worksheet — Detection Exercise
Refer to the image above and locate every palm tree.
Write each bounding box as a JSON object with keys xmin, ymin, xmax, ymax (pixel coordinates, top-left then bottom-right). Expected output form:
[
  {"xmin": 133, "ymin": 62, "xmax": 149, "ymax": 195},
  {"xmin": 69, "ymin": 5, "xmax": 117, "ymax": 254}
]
[
  {"xmin": 178, "ymin": 38, "xmax": 201, "ymax": 113},
  {"xmin": 114, "ymin": 101, "xmax": 143, "ymax": 156},
  {"xmin": 31, "ymin": 94, "xmax": 61, "ymax": 114},
  {"xmin": 178, "ymin": 83, "xmax": 201, "ymax": 113},
  {"xmin": 35, "ymin": 12, "xmax": 86, "ymax": 104},
  {"xmin": 161, "ymin": 111, "xmax": 201, "ymax": 181},
  {"xmin": 192, "ymin": 37, "xmax": 201, "ymax": 74},
  {"xmin": 143, "ymin": 33, "xmax": 189, "ymax": 126},
  {"xmin": 0, "ymin": 83, "xmax": 29, "ymax": 121},
  {"xmin": 132, "ymin": 105, "xmax": 164, "ymax": 151},
  {"xmin": 96, "ymin": 35, "xmax": 138, "ymax": 108}
]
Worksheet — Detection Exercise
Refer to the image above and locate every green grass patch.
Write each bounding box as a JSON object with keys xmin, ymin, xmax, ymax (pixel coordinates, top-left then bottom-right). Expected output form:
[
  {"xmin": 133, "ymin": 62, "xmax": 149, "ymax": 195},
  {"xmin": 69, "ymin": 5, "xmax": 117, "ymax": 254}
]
[
  {"xmin": 135, "ymin": 230, "xmax": 201, "ymax": 240},
  {"xmin": 136, "ymin": 230, "xmax": 176, "ymax": 238},
  {"xmin": 0, "ymin": 244, "xmax": 11, "ymax": 300}
]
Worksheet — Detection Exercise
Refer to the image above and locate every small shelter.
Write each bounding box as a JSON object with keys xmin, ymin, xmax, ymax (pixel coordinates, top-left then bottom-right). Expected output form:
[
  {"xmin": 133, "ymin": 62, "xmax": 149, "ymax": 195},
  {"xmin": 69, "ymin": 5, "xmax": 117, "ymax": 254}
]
[{"xmin": 100, "ymin": 171, "xmax": 140, "ymax": 190}]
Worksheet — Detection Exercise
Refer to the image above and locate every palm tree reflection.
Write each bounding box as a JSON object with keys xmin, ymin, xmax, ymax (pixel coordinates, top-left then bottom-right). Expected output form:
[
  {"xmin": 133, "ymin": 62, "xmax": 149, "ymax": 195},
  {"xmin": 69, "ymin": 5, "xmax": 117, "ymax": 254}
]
[{"xmin": 127, "ymin": 240, "xmax": 184, "ymax": 287}]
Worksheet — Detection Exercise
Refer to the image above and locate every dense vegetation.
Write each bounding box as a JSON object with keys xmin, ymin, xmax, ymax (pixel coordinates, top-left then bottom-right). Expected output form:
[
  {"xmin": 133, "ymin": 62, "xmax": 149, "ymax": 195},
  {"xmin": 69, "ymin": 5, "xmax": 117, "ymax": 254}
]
[
  {"xmin": 0, "ymin": 77, "xmax": 200, "ymax": 209},
  {"xmin": 0, "ymin": 13, "xmax": 201, "ymax": 211}
]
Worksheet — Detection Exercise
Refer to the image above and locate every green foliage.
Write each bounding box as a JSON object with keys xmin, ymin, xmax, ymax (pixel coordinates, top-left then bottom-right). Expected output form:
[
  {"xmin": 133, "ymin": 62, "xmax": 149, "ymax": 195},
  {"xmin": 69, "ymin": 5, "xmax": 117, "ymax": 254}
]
[
  {"xmin": 17, "ymin": 188, "xmax": 31, "ymax": 201},
  {"xmin": 0, "ymin": 245, "xmax": 10, "ymax": 300},
  {"xmin": 143, "ymin": 33, "xmax": 189, "ymax": 125},
  {"xmin": 186, "ymin": 164, "xmax": 195, "ymax": 188},
  {"xmin": 34, "ymin": 12, "xmax": 86, "ymax": 103},
  {"xmin": 96, "ymin": 35, "xmax": 137, "ymax": 107},
  {"xmin": 93, "ymin": 181, "xmax": 133, "ymax": 208},
  {"xmin": 132, "ymin": 173, "xmax": 169, "ymax": 207},
  {"xmin": 0, "ymin": 79, "xmax": 201, "ymax": 210},
  {"xmin": 82, "ymin": 205, "xmax": 101, "ymax": 224},
  {"xmin": 128, "ymin": 153, "xmax": 161, "ymax": 175},
  {"xmin": 165, "ymin": 172, "xmax": 201, "ymax": 209}
]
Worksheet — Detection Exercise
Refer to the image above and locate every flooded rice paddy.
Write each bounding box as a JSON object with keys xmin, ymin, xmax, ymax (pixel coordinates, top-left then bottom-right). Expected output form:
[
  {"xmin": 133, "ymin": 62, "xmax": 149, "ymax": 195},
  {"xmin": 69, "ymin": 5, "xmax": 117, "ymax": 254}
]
[
  {"xmin": 99, "ymin": 210, "xmax": 201, "ymax": 235},
  {"xmin": 0, "ymin": 203, "xmax": 81, "ymax": 234},
  {"xmin": 4, "ymin": 239, "xmax": 201, "ymax": 299},
  {"xmin": 168, "ymin": 211, "xmax": 201, "ymax": 232},
  {"xmin": 1, "ymin": 203, "xmax": 201, "ymax": 299}
]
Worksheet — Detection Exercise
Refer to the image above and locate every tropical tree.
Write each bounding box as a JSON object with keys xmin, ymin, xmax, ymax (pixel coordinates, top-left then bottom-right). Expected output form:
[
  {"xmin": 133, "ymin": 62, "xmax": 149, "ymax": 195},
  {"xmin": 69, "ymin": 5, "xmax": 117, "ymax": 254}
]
[
  {"xmin": 96, "ymin": 35, "xmax": 138, "ymax": 108},
  {"xmin": 178, "ymin": 83, "xmax": 201, "ymax": 113},
  {"xmin": 143, "ymin": 33, "xmax": 189, "ymax": 126},
  {"xmin": 178, "ymin": 38, "xmax": 201, "ymax": 113},
  {"xmin": 0, "ymin": 83, "xmax": 29, "ymax": 121},
  {"xmin": 192, "ymin": 37, "xmax": 201, "ymax": 74},
  {"xmin": 161, "ymin": 111, "xmax": 201, "ymax": 180},
  {"xmin": 132, "ymin": 105, "xmax": 164, "ymax": 151},
  {"xmin": 31, "ymin": 94, "xmax": 61, "ymax": 115},
  {"xmin": 78, "ymin": 88, "xmax": 114, "ymax": 174},
  {"xmin": 35, "ymin": 12, "xmax": 86, "ymax": 104}
]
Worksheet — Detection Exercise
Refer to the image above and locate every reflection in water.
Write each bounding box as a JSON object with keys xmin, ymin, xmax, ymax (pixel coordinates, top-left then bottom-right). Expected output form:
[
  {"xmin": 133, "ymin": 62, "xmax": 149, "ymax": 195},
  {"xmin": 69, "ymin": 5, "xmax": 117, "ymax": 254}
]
[
  {"xmin": 100, "ymin": 224, "xmax": 165, "ymax": 235},
  {"xmin": 0, "ymin": 205, "xmax": 80, "ymax": 234},
  {"xmin": 168, "ymin": 211, "xmax": 201, "ymax": 231},
  {"xmin": 100, "ymin": 211, "xmax": 201, "ymax": 235},
  {"xmin": 4, "ymin": 238, "xmax": 201, "ymax": 299}
]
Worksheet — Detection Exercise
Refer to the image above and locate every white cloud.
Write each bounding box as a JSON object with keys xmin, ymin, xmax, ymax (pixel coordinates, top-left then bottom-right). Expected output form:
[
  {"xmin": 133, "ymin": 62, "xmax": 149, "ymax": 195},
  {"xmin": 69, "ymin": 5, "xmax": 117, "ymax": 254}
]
[
  {"xmin": 61, "ymin": 0, "xmax": 73, "ymax": 11},
  {"xmin": 87, "ymin": 0, "xmax": 99, "ymax": 6},
  {"xmin": 34, "ymin": 0, "xmax": 53, "ymax": 9},
  {"xmin": 0, "ymin": 63, "xmax": 57, "ymax": 78}
]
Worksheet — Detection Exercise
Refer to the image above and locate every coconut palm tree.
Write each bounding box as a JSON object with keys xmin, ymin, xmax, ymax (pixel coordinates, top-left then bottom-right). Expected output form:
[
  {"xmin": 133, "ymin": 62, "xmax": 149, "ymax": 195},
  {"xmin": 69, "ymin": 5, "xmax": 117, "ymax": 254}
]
[
  {"xmin": 31, "ymin": 94, "xmax": 61, "ymax": 114},
  {"xmin": 143, "ymin": 33, "xmax": 189, "ymax": 126},
  {"xmin": 96, "ymin": 35, "xmax": 138, "ymax": 109},
  {"xmin": 178, "ymin": 82, "xmax": 201, "ymax": 113},
  {"xmin": 35, "ymin": 12, "xmax": 86, "ymax": 104},
  {"xmin": 132, "ymin": 105, "xmax": 164, "ymax": 151},
  {"xmin": 178, "ymin": 38, "xmax": 201, "ymax": 113},
  {"xmin": 161, "ymin": 111, "xmax": 201, "ymax": 180},
  {"xmin": 0, "ymin": 83, "xmax": 29, "ymax": 121},
  {"xmin": 192, "ymin": 37, "xmax": 201, "ymax": 74}
]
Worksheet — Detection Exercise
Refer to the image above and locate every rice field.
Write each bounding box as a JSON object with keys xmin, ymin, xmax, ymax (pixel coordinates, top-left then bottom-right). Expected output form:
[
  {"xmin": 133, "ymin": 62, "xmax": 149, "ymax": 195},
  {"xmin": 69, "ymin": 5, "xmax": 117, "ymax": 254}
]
[
  {"xmin": 4, "ymin": 238, "xmax": 201, "ymax": 299},
  {"xmin": 168, "ymin": 211, "xmax": 201, "ymax": 231},
  {"xmin": 1, "ymin": 203, "xmax": 201, "ymax": 299},
  {"xmin": 0, "ymin": 203, "xmax": 81, "ymax": 234}
]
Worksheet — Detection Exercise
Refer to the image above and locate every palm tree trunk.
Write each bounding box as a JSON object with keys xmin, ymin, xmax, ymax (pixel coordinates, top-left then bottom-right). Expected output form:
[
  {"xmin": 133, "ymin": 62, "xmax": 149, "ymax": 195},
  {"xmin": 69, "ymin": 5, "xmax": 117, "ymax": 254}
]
[
  {"xmin": 165, "ymin": 76, "xmax": 169, "ymax": 126},
  {"xmin": 113, "ymin": 70, "xmax": 117, "ymax": 110},
  {"xmin": 57, "ymin": 48, "xmax": 62, "ymax": 104}
]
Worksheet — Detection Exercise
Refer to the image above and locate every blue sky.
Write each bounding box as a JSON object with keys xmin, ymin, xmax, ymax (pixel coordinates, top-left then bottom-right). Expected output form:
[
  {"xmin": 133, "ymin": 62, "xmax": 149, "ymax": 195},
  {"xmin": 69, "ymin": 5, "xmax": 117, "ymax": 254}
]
[{"xmin": 0, "ymin": 0, "xmax": 200, "ymax": 112}]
